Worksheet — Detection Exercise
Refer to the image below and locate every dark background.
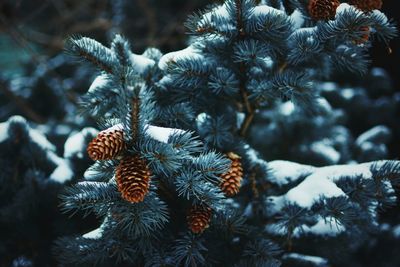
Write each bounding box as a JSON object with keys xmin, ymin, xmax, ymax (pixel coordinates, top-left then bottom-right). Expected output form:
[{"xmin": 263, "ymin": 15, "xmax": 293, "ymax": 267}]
[{"xmin": 370, "ymin": 1, "xmax": 400, "ymax": 90}]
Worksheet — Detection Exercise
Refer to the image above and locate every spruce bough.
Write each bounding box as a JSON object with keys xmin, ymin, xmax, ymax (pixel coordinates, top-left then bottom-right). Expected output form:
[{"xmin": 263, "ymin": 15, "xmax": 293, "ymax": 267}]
[{"xmin": 56, "ymin": 1, "xmax": 399, "ymax": 266}]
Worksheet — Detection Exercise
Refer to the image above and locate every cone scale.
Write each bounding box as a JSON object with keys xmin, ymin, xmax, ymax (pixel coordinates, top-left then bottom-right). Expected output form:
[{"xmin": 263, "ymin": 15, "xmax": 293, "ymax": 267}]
[
  {"xmin": 187, "ymin": 205, "xmax": 212, "ymax": 234},
  {"xmin": 308, "ymin": 0, "xmax": 340, "ymax": 21},
  {"xmin": 220, "ymin": 152, "xmax": 243, "ymax": 197},
  {"xmin": 115, "ymin": 155, "xmax": 151, "ymax": 203},
  {"xmin": 87, "ymin": 127, "xmax": 125, "ymax": 160}
]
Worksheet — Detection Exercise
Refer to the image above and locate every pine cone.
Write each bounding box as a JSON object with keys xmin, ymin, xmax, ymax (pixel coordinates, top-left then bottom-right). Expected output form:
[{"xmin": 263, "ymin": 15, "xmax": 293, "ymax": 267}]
[
  {"xmin": 353, "ymin": 26, "xmax": 370, "ymax": 44},
  {"xmin": 220, "ymin": 152, "xmax": 243, "ymax": 197},
  {"xmin": 115, "ymin": 155, "xmax": 151, "ymax": 203},
  {"xmin": 308, "ymin": 0, "xmax": 340, "ymax": 20},
  {"xmin": 349, "ymin": 0, "xmax": 382, "ymax": 12},
  {"xmin": 87, "ymin": 127, "xmax": 125, "ymax": 160},
  {"xmin": 187, "ymin": 205, "xmax": 212, "ymax": 234}
]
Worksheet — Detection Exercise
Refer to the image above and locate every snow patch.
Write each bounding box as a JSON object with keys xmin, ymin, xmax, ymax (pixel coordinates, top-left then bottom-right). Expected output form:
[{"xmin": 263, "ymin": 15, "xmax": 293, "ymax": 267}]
[
  {"xmin": 130, "ymin": 53, "xmax": 155, "ymax": 74},
  {"xmin": 356, "ymin": 125, "xmax": 391, "ymax": 146},
  {"xmin": 48, "ymin": 152, "xmax": 74, "ymax": 183},
  {"xmin": 286, "ymin": 175, "xmax": 345, "ymax": 208},
  {"xmin": 158, "ymin": 45, "xmax": 202, "ymax": 71},
  {"xmin": 83, "ymin": 228, "xmax": 103, "ymax": 239},
  {"xmin": 336, "ymin": 3, "xmax": 357, "ymax": 16},
  {"xmin": 64, "ymin": 128, "xmax": 98, "ymax": 158},
  {"xmin": 252, "ymin": 5, "xmax": 285, "ymax": 16},
  {"xmin": 283, "ymin": 253, "xmax": 329, "ymax": 266},
  {"xmin": 279, "ymin": 101, "xmax": 296, "ymax": 116},
  {"xmin": 202, "ymin": 3, "xmax": 230, "ymax": 22},
  {"xmin": 146, "ymin": 125, "xmax": 186, "ymax": 143},
  {"xmin": 88, "ymin": 74, "xmax": 109, "ymax": 93},
  {"xmin": 268, "ymin": 161, "xmax": 375, "ymax": 209},
  {"xmin": 341, "ymin": 88, "xmax": 355, "ymax": 100},
  {"xmin": 95, "ymin": 123, "xmax": 186, "ymax": 144},
  {"xmin": 0, "ymin": 120, "xmax": 9, "ymax": 143},
  {"xmin": 310, "ymin": 141, "xmax": 340, "ymax": 164},
  {"xmin": 268, "ymin": 160, "xmax": 315, "ymax": 186},
  {"xmin": 290, "ymin": 9, "xmax": 304, "ymax": 29},
  {"xmin": 393, "ymin": 224, "xmax": 400, "ymax": 238},
  {"xmin": 30, "ymin": 128, "xmax": 56, "ymax": 151},
  {"xmin": 300, "ymin": 216, "xmax": 346, "ymax": 236}
]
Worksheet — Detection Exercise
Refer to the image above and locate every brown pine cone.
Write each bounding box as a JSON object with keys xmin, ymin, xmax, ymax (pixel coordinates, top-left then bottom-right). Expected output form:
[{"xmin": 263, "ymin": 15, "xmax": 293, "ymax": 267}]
[
  {"xmin": 349, "ymin": 0, "xmax": 382, "ymax": 12},
  {"xmin": 220, "ymin": 152, "xmax": 243, "ymax": 197},
  {"xmin": 187, "ymin": 205, "xmax": 212, "ymax": 234},
  {"xmin": 87, "ymin": 127, "xmax": 125, "ymax": 160},
  {"xmin": 115, "ymin": 155, "xmax": 151, "ymax": 203},
  {"xmin": 308, "ymin": 0, "xmax": 340, "ymax": 21}
]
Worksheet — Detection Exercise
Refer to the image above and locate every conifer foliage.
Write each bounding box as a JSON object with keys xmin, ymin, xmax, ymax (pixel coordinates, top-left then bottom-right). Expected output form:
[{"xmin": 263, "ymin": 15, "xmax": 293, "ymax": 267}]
[{"xmin": 56, "ymin": 0, "xmax": 399, "ymax": 266}]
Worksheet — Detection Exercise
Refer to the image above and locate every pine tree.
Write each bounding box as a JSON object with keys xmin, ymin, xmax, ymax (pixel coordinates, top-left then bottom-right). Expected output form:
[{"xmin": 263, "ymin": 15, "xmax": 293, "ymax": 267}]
[{"xmin": 56, "ymin": 1, "xmax": 399, "ymax": 266}]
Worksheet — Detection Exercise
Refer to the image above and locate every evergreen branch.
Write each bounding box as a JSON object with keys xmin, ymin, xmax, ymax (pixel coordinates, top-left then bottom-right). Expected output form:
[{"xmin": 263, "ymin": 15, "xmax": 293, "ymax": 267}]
[
  {"xmin": 54, "ymin": 237, "xmax": 109, "ymax": 266},
  {"xmin": 131, "ymin": 94, "xmax": 140, "ymax": 141},
  {"xmin": 192, "ymin": 151, "xmax": 231, "ymax": 183},
  {"xmin": 239, "ymin": 64, "xmax": 255, "ymax": 137},
  {"xmin": 60, "ymin": 181, "xmax": 119, "ymax": 217},
  {"xmin": 370, "ymin": 161, "xmax": 400, "ymax": 185},
  {"xmin": 171, "ymin": 233, "xmax": 208, "ymax": 267},
  {"xmin": 242, "ymin": 239, "xmax": 282, "ymax": 266},
  {"xmin": 66, "ymin": 36, "xmax": 116, "ymax": 74},
  {"xmin": 111, "ymin": 34, "xmax": 132, "ymax": 67},
  {"xmin": 330, "ymin": 45, "xmax": 370, "ymax": 75},
  {"xmin": 111, "ymin": 193, "xmax": 169, "ymax": 238}
]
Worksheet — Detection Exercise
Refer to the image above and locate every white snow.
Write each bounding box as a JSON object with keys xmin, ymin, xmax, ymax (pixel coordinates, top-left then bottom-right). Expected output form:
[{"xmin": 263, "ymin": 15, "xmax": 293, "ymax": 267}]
[
  {"xmin": 266, "ymin": 215, "xmax": 346, "ymax": 238},
  {"xmin": 300, "ymin": 216, "xmax": 346, "ymax": 236},
  {"xmin": 48, "ymin": 152, "xmax": 74, "ymax": 183},
  {"xmin": 336, "ymin": 3, "xmax": 358, "ymax": 17},
  {"xmin": 54, "ymin": 125, "xmax": 72, "ymax": 135},
  {"xmin": 236, "ymin": 112, "xmax": 245, "ymax": 130},
  {"xmin": 392, "ymin": 224, "xmax": 400, "ymax": 238},
  {"xmin": 202, "ymin": 3, "xmax": 230, "ymax": 22},
  {"xmin": 196, "ymin": 112, "xmax": 208, "ymax": 129},
  {"xmin": 319, "ymin": 82, "xmax": 338, "ymax": 92},
  {"xmin": 251, "ymin": 5, "xmax": 285, "ymax": 17},
  {"xmin": 64, "ymin": 127, "xmax": 98, "ymax": 158},
  {"xmin": 158, "ymin": 45, "xmax": 203, "ymax": 71},
  {"xmin": 0, "ymin": 120, "xmax": 9, "ymax": 143},
  {"xmin": 29, "ymin": 128, "xmax": 56, "ymax": 151},
  {"xmin": 82, "ymin": 227, "xmax": 103, "ymax": 239},
  {"xmin": 263, "ymin": 56, "xmax": 274, "ymax": 68},
  {"xmin": 279, "ymin": 101, "xmax": 296, "ymax": 116},
  {"xmin": 268, "ymin": 161, "xmax": 378, "ymax": 209},
  {"xmin": 290, "ymin": 9, "xmax": 304, "ymax": 29},
  {"xmin": 145, "ymin": 124, "xmax": 186, "ymax": 143},
  {"xmin": 316, "ymin": 97, "xmax": 333, "ymax": 114},
  {"xmin": 371, "ymin": 10, "xmax": 388, "ymax": 24},
  {"xmin": 286, "ymin": 174, "xmax": 345, "ymax": 208},
  {"xmin": 310, "ymin": 140, "xmax": 340, "ymax": 164},
  {"xmin": 283, "ymin": 253, "xmax": 329, "ymax": 266},
  {"xmin": 355, "ymin": 125, "xmax": 391, "ymax": 146},
  {"xmin": 267, "ymin": 160, "xmax": 315, "ymax": 186},
  {"xmin": 88, "ymin": 74, "xmax": 109, "ymax": 93},
  {"xmin": 130, "ymin": 53, "xmax": 155, "ymax": 74},
  {"xmin": 341, "ymin": 88, "xmax": 355, "ymax": 100}
]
